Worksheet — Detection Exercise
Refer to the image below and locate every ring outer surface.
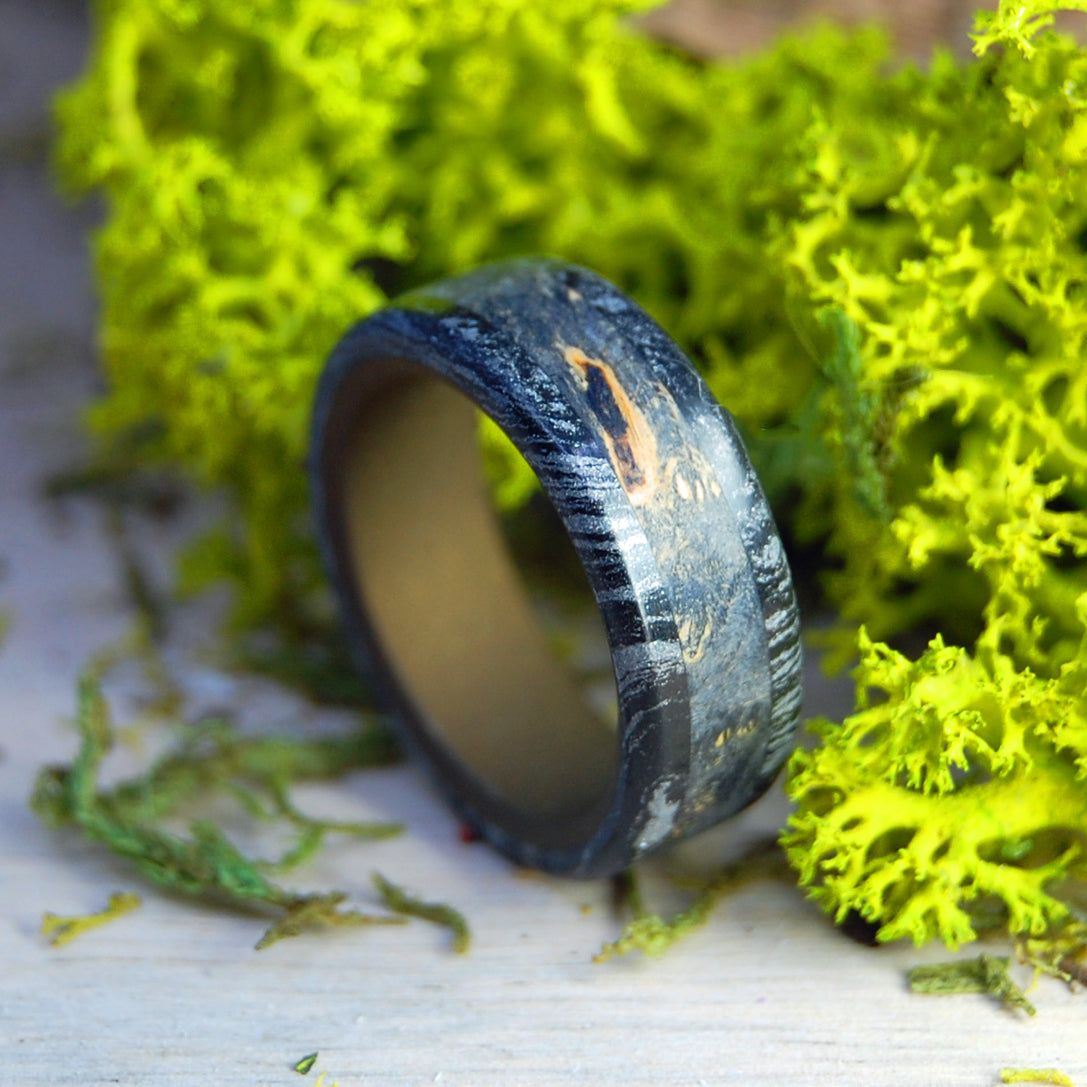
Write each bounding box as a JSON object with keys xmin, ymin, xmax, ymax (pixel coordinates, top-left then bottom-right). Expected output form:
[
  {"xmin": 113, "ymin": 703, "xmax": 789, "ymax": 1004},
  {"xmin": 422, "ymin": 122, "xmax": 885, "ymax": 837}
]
[{"xmin": 310, "ymin": 258, "xmax": 802, "ymax": 878}]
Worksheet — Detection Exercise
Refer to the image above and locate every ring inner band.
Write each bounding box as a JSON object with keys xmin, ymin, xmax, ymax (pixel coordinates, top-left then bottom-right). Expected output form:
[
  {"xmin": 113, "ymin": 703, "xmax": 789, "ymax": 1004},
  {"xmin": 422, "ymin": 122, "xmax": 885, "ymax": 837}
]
[{"xmin": 340, "ymin": 367, "xmax": 617, "ymax": 822}]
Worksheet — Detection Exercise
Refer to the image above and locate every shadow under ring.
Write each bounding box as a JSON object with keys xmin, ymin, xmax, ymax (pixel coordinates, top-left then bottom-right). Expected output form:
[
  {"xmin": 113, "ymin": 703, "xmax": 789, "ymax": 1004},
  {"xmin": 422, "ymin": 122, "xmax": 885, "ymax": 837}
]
[{"xmin": 309, "ymin": 258, "xmax": 802, "ymax": 877}]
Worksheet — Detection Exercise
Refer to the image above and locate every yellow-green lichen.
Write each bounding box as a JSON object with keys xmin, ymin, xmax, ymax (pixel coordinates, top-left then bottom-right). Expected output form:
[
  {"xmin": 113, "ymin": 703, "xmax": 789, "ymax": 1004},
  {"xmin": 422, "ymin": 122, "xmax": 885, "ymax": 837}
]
[
  {"xmin": 55, "ymin": 0, "xmax": 1087, "ymax": 951},
  {"xmin": 1000, "ymin": 1070, "xmax": 1074, "ymax": 1086}
]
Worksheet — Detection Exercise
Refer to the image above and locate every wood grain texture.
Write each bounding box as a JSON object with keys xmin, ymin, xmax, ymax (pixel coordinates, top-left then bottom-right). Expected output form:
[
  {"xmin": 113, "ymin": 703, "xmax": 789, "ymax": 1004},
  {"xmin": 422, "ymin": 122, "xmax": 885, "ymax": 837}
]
[
  {"xmin": 2, "ymin": 4, "xmax": 1085, "ymax": 1085},
  {"xmin": 310, "ymin": 260, "xmax": 802, "ymax": 874}
]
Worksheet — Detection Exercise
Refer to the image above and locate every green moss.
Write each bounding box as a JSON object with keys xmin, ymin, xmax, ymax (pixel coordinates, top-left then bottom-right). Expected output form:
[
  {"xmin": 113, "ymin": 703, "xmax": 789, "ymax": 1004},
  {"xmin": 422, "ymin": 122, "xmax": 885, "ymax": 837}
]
[
  {"xmin": 594, "ymin": 840, "xmax": 790, "ymax": 961},
  {"xmin": 54, "ymin": 0, "xmax": 891, "ymax": 625},
  {"xmin": 780, "ymin": 1, "xmax": 1087, "ymax": 948},
  {"xmin": 908, "ymin": 953, "xmax": 1036, "ymax": 1015},
  {"xmin": 32, "ymin": 672, "xmax": 408, "ymax": 949},
  {"xmin": 373, "ymin": 872, "xmax": 471, "ymax": 953},
  {"xmin": 783, "ymin": 628, "xmax": 1087, "ymax": 947},
  {"xmin": 56, "ymin": 0, "xmax": 1087, "ymax": 950},
  {"xmin": 41, "ymin": 891, "xmax": 142, "ymax": 946}
]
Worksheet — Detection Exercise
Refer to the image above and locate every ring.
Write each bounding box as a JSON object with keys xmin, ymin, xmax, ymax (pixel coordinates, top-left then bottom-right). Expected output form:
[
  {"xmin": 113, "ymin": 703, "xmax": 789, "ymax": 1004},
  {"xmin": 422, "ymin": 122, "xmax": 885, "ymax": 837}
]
[{"xmin": 309, "ymin": 258, "xmax": 802, "ymax": 877}]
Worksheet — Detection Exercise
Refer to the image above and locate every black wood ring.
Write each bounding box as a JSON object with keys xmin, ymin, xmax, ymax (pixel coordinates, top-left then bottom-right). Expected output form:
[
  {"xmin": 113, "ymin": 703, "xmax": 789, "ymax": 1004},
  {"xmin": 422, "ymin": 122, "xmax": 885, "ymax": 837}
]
[{"xmin": 310, "ymin": 258, "xmax": 802, "ymax": 877}]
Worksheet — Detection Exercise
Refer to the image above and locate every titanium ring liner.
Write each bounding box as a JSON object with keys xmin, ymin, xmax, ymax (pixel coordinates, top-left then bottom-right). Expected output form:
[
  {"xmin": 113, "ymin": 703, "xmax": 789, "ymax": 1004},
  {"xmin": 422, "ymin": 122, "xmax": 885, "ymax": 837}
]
[{"xmin": 309, "ymin": 258, "xmax": 802, "ymax": 878}]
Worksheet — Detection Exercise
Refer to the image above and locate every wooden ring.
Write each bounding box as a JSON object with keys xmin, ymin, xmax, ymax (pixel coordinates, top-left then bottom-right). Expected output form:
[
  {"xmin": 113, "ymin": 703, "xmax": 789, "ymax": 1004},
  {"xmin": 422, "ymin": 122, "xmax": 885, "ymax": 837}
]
[{"xmin": 310, "ymin": 259, "xmax": 802, "ymax": 876}]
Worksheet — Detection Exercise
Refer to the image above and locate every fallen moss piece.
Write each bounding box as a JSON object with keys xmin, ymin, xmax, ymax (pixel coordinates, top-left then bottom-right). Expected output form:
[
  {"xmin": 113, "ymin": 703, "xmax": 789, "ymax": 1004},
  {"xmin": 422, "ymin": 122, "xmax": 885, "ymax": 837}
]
[
  {"xmin": 41, "ymin": 891, "xmax": 141, "ymax": 947},
  {"xmin": 908, "ymin": 954, "xmax": 1036, "ymax": 1016},
  {"xmin": 293, "ymin": 1053, "xmax": 318, "ymax": 1075},
  {"xmin": 256, "ymin": 893, "xmax": 404, "ymax": 951},
  {"xmin": 595, "ymin": 913, "xmax": 684, "ymax": 961},
  {"xmin": 1017, "ymin": 922, "xmax": 1087, "ymax": 989},
  {"xmin": 373, "ymin": 873, "xmax": 471, "ymax": 954},
  {"xmin": 595, "ymin": 839, "xmax": 791, "ymax": 962},
  {"xmin": 1000, "ymin": 1069, "xmax": 1074, "ymax": 1085},
  {"xmin": 32, "ymin": 673, "xmax": 405, "ymax": 949}
]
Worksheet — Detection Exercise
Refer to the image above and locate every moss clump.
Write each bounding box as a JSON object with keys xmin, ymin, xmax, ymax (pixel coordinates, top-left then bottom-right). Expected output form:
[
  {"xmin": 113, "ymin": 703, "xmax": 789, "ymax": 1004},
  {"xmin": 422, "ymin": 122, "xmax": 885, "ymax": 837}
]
[
  {"xmin": 32, "ymin": 672, "xmax": 407, "ymax": 949},
  {"xmin": 57, "ymin": 0, "xmax": 1087, "ymax": 949},
  {"xmin": 55, "ymin": 0, "xmax": 893, "ymax": 624}
]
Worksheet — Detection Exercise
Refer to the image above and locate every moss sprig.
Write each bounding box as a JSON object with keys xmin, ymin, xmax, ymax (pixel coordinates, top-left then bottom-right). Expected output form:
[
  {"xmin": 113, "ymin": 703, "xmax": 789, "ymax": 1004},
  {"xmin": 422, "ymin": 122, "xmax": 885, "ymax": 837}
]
[
  {"xmin": 908, "ymin": 954, "xmax": 1037, "ymax": 1015},
  {"xmin": 41, "ymin": 891, "xmax": 142, "ymax": 947},
  {"xmin": 373, "ymin": 872, "xmax": 471, "ymax": 953},
  {"xmin": 32, "ymin": 673, "xmax": 407, "ymax": 949},
  {"xmin": 1017, "ymin": 921, "xmax": 1087, "ymax": 988},
  {"xmin": 595, "ymin": 840, "xmax": 791, "ymax": 961}
]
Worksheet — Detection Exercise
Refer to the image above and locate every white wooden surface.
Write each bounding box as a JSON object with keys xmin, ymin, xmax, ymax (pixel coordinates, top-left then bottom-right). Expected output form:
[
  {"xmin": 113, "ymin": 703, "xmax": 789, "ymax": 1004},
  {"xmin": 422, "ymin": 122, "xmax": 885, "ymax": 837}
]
[{"xmin": 1, "ymin": 4, "xmax": 1084, "ymax": 1084}]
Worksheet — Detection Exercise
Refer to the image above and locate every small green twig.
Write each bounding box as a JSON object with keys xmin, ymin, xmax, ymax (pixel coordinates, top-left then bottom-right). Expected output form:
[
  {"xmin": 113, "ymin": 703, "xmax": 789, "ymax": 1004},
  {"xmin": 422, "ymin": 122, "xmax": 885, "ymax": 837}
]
[
  {"xmin": 908, "ymin": 954, "xmax": 1036, "ymax": 1015},
  {"xmin": 41, "ymin": 891, "xmax": 141, "ymax": 946},
  {"xmin": 255, "ymin": 892, "xmax": 404, "ymax": 951},
  {"xmin": 264, "ymin": 778, "xmax": 401, "ymax": 872},
  {"xmin": 595, "ymin": 838, "xmax": 791, "ymax": 961},
  {"xmin": 1000, "ymin": 1069, "xmax": 1074, "ymax": 1085},
  {"xmin": 373, "ymin": 872, "xmax": 471, "ymax": 953}
]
